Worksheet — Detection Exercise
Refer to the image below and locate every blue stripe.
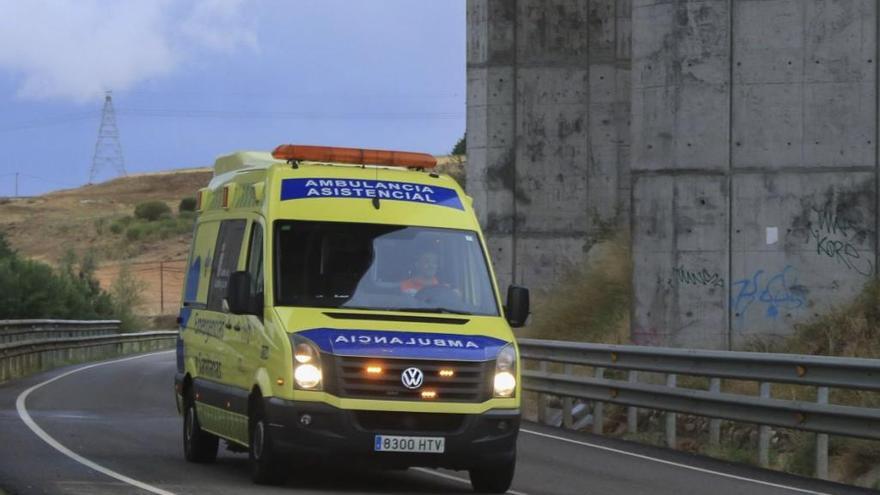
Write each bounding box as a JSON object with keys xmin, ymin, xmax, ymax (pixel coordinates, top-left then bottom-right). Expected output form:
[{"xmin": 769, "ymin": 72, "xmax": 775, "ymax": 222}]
[
  {"xmin": 280, "ymin": 178, "xmax": 464, "ymax": 210},
  {"xmin": 298, "ymin": 328, "xmax": 507, "ymax": 361}
]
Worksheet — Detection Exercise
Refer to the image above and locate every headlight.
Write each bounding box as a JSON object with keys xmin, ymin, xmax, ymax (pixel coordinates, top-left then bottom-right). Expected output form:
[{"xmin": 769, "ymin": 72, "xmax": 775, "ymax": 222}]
[
  {"xmin": 493, "ymin": 343, "xmax": 517, "ymax": 398},
  {"xmin": 291, "ymin": 335, "xmax": 322, "ymax": 390}
]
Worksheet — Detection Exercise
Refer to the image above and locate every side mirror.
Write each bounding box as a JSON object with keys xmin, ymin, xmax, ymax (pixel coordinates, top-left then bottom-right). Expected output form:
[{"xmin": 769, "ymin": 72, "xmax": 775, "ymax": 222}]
[
  {"xmin": 227, "ymin": 271, "xmax": 256, "ymax": 315},
  {"xmin": 505, "ymin": 285, "xmax": 530, "ymax": 328}
]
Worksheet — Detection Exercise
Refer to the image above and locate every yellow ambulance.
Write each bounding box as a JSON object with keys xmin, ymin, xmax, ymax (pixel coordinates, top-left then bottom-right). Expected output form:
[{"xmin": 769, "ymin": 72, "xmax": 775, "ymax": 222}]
[{"xmin": 174, "ymin": 145, "xmax": 529, "ymax": 492}]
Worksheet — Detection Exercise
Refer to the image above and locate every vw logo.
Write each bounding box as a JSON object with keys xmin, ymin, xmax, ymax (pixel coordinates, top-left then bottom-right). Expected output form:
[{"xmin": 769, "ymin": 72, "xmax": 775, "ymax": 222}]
[{"xmin": 401, "ymin": 367, "xmax": 424, "ymax": 390}]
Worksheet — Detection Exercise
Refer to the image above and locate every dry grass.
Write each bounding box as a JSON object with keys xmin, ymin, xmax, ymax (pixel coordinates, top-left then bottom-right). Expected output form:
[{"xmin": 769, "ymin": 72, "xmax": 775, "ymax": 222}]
[{"xmin": 518, "ymin": 230, "xmax": 632, "ymax": 344}]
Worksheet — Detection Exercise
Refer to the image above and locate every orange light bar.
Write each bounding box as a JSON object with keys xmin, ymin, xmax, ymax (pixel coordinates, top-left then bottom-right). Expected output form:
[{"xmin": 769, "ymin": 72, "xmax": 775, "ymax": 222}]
[
  {"xmin": 439, "ymin": 369, "xmax": 455, "ymax": 377},
  {"xmin": 366, "ymin": 366, "xmax": 383, "ymax": 375},
  {"xmin": 421, "ymin": 390, "xmax": 437, "ymax": 400},
  {"xmin": 221, "ymin": 186, "xmax": 230, "ymax": 208},
  {"xmin": 272, "ymin": 144, "xmax": 437, "ymax": 169},
  {"xmin": 195, "ymin": 190, "xmax": 203, "ymax": 211}
]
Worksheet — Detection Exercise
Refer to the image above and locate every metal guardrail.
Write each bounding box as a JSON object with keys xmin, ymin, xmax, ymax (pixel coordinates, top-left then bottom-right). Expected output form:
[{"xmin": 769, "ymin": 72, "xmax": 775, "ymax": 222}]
[
  {"xmin": 518, "ymin": 338, "xmax": 880, "ymax": 480},
  {"xmin": 0, "ymin": 331, "xmax": 177, "ymax": 357},
  {"xmin": 0, "ymin": 324, "xmax": 176, "ymax": 383},
  {"xmin": 0, "ymin": 319, "xmax": 120, "ymax": 343}
]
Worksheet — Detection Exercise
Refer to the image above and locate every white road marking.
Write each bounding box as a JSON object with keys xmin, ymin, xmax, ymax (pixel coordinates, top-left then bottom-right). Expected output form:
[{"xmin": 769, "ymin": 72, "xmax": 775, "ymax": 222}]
[
  {"xmin": 413, "ymin": 467, "xmax": 528, "ymax": 495},
  {"xmin": 16, "ymin": 351, "xmax": 178, "ymax": 495},
  {"xmin": 521, "ymin": 428, "xmax": 830, "ymax": 495}
]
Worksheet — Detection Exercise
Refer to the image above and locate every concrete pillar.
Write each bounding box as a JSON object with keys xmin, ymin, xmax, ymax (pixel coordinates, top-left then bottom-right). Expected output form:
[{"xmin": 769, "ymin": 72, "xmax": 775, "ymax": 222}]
[{"xmin": 467, "ymin": 0, "xmax": 631, "ymax": 296}]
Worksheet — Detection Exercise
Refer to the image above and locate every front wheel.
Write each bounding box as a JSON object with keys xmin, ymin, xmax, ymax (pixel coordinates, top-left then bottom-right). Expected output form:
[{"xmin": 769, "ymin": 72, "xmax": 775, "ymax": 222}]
[
  {"xmin": 182, "ymin": 395, "xmax": 218, "ymax": 463},
  {"xmin": 469, "ymin": 455, "xmax": 516, "ymax": 494},
  {"xmin": 249, "ymin": 401, "xmax": 287, "ymax": 485}
]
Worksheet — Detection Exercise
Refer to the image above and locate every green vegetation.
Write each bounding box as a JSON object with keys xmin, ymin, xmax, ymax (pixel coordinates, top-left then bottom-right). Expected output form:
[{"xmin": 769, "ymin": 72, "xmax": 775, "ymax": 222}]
[
  {"xmin": 109, "ymin": 263, "xmax": 145, "ymax": 332},
  {"xmin": 0, "ymin": 233, "xmax": 114, "ymax": 321},
  {"xmin": 451, "ymin": 133, "xmax": 466, "ymax": 156},
  {"xmin": 107, "ymin": 200, "xmax": 196, "ymax": 244},
  {"xmin": 179, "ymin": 196, "xmax": 197, "ymax": 212},
  {"xmin": 521, "ymin": 229, "xmax": 631, "ymax": 343},
  {"xmin": 133, "ymin": 200, "xmax": 172, "ymax": 221}
]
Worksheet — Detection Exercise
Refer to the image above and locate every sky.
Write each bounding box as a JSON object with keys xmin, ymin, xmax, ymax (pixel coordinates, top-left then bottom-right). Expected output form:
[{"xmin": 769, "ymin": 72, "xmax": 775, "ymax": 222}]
[{"xmin": 0, "ymin": 1, "xmax": 466, "ymax": 196}]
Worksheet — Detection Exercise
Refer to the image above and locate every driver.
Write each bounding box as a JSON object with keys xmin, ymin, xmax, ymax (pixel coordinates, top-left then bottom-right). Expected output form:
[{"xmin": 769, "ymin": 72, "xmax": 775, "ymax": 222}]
[{"xmin": 400, "ymin": 251, "xmax": 440, "ymax": 295}]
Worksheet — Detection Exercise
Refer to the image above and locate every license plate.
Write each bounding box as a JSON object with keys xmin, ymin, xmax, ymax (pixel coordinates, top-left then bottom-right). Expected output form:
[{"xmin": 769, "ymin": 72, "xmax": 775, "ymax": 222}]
[{"xmin": 374, "ymin": 435, "xmax": 445, "ymax": 453}]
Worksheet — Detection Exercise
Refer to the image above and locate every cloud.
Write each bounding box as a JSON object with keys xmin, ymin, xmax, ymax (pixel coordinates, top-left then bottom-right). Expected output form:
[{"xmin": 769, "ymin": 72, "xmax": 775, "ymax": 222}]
[{"xmin": 0, "ymin": 0, "xmax": 258, "ymax": 103}]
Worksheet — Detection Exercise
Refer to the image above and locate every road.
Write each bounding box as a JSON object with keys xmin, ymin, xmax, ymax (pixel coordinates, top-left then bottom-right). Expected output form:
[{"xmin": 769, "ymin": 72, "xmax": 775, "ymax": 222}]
[{"xmin": 0, "ymin": 352, "xmax": 871, "ymax": 495}]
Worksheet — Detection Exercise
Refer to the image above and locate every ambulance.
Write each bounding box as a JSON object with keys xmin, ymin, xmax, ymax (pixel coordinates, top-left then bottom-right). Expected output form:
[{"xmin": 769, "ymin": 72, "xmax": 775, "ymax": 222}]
[{"xmin": 174, "ymin": 145, "xmax": 529, "ymax": 493}]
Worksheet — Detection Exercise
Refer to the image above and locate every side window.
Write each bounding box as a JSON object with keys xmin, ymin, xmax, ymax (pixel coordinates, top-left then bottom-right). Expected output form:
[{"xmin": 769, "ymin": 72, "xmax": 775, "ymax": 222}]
[
  {"xmin": 183, "ymin": 221, "xmax": 219, "ymax": 306},
  {"xmin": 207, "ymin": 219, "xmax": 247, "ymax": 312},
  {"xmin": 247, "ymin": 222, "xmax": 264, "ymax": 302}
]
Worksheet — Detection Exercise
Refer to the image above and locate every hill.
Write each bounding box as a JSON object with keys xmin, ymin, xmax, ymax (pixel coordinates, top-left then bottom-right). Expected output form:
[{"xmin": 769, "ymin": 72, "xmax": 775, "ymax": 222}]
[{"xmin": 0, "ymin": 157, "xmax": 464, "ymax": 315}]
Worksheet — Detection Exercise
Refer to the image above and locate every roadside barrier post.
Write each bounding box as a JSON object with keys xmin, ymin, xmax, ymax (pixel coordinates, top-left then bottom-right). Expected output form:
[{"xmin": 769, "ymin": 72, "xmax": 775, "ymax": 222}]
[
  {"xmin": 592, "ymin": 367, "xmax": 605, "ymax": 435},
  {"xmin": 562, "ymin": 364, "xmax": 574, "ymax": 429},
  {"xmin": 815, "ymin": 387, "xmax": 829, "ymax": 480},
  {"xmin": 537, "ymin": 361, "xmax": 548, "ymax": 425},
  {"xmin": 758, "ymin": 382, "xmax": 771, "ymax": 467},
  {"xmin": 627, "ymin": 370, "xmax": 638, "ymax": 434},
  {"xmin": 709, "ymin": 378, "xmax": 721, "ymax": 446},
  {"xmin": 665, "ymin": 374, "xmax": 676, "ymax": 448}
]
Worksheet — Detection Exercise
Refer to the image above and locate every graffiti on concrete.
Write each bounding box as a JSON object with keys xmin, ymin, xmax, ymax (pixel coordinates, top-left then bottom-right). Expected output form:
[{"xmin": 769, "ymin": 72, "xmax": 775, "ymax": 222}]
[
  {"xmin": 632, "ymin": 326, "xmax": 662, "ymax": 346},
  {"xmin": 731, "ymin": 265, "xmax": 806, "ymax": 320},
  {"xmin": 668, "ymin": 266, "xmax": 724, "ymax": 288},
  {"xmin": 806, "ymin": 206, "xmax": 873, "ymax": 277}
]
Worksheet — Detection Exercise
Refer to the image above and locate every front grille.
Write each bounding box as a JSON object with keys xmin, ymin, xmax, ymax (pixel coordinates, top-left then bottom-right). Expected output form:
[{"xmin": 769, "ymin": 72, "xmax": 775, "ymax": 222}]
[
  {"xmin": 335, "ymin": 356, "xmax": 491, "ymax": 402},
  {"xmin": 354, "ymin": 411, "xmax": 466, "ymax": 433}
]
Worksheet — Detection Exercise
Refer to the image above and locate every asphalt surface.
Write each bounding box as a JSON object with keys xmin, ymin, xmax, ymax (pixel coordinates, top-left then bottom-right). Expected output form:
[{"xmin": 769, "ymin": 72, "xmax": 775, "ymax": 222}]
[{"xmin": 0, "ymin": 352, "xmax": 873, "ymax": 495}]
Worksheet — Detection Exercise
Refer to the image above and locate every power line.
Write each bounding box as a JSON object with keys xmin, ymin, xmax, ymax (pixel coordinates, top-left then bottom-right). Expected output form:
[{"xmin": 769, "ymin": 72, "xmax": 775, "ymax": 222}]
[
  {"xmin": 0, "ymin": 112, "xmax": 98, "ymax": 133},
  {"xmin": 115, "ymin": 108, "xmax": 464, "ymax": 121},
  {"xmin": 16, "ymin": 173, "xmax": 80, "ymax": 188},
  {"xmin": 0, "ymin": 107, "xmax": 463, "ymax": 134}
]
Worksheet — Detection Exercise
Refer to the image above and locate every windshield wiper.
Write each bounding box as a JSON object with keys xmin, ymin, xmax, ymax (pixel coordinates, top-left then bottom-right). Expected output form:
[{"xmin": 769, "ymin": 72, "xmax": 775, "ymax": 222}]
[
  {"xmin": 341, "ymin": 305, "xmax": 472, "ymax": 315},
  {"xmin": 392, "ymin": 307, "xmax": 472, "ymax": 315}
]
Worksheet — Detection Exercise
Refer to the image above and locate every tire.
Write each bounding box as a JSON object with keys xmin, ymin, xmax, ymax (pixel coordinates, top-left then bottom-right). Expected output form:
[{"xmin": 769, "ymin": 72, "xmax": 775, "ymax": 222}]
[
  {"xmin": 249, "ymin": 400, "xmax": 287, "ymax": 485},
  {"xmin": 469, "ymin": 456, "xmax": 516, "ymax": 494},
  {"xmin": 183, "ymin": 391, "xmax": 218, "ymax": 463}
]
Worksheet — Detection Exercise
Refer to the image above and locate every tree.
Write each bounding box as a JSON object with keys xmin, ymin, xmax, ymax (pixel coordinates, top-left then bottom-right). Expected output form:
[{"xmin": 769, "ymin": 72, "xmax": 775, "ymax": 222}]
[
  {"xmin": 452, "ymin": 133, "xmax": 466, "ymax": 156},
  {"xmin": 134, "ymin": 201, "xmax": 172, "ymax": 221},
  {"xmin": 0, "ymin": 231, "xmax": 14, "ymax": 259}
]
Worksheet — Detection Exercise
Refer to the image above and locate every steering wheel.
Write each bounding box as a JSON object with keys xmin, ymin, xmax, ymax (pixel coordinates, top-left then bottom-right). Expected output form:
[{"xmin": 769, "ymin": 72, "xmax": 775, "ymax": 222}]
[{"xmin": 414, "ymin": 285, "xmax": 460, "ymax": 305}]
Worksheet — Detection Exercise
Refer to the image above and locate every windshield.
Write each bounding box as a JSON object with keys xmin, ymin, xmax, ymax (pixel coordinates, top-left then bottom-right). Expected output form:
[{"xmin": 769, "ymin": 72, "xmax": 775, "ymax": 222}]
[{"xmin": 274, "ymin": 221, "xmax": 499, "ymax": 316}]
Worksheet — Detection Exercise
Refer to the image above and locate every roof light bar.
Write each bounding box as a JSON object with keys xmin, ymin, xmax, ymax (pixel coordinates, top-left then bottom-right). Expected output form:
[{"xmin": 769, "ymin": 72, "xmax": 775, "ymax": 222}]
[{"xmin": 271, "ymin": 144, "xmax": 437, "ymax": 169}]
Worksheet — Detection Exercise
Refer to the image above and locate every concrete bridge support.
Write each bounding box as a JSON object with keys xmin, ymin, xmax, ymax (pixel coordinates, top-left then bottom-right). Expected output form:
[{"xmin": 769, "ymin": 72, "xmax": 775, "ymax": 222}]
[{"xmin": 466, "ymin": 0, "xmax": 632, "ymax": 292}]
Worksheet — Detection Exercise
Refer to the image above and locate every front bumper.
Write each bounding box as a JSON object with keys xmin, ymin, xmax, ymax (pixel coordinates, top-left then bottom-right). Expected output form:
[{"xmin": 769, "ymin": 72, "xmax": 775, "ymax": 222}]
[{"xmin": 265, "ymin": 398, "xmax": 519, "ymax": 470}]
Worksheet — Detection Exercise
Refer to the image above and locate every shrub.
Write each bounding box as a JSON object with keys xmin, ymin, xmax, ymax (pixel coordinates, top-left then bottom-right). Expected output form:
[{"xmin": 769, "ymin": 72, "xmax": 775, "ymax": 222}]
[
  {"xmin": 0, "ymin": 235, "xmax": 115, "ymax": 320},
  {"xmin": 110, "ymin": 263, "xmax": 145, "ymax": 331},
  {"xmin": 179, "ymin": 197, "xmax": 197, "ymax": 212},
  {"xmin": 521, "ymin": 229, "xmax": 631, "ymax": 344},
  {"xmin": 125, "ymin": 224, "xmax": 147, "ymax": 241},
  {"xmin": 134, "ymin": 201, "xmax": 171, "ymax": 222}
]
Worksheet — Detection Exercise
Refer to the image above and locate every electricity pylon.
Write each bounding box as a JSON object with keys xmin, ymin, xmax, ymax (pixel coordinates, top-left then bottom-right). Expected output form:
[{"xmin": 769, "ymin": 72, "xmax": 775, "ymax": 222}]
[{"xmin": 90, "ymin": 91, "xmax": 126, "ymax": 183}]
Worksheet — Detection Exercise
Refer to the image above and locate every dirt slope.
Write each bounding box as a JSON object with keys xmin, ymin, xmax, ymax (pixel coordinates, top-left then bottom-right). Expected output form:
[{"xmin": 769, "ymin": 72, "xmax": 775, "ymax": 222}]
[{"xmin": 0, "ymin": 157, "xmax": 464, "ymax": 315}]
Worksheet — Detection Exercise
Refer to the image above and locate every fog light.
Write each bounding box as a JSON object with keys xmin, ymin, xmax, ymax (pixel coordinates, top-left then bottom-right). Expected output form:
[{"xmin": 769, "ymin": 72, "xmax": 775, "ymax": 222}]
[{"xmin": 300, "ymin": 414, "xmax": 312, "ymax": 426}]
